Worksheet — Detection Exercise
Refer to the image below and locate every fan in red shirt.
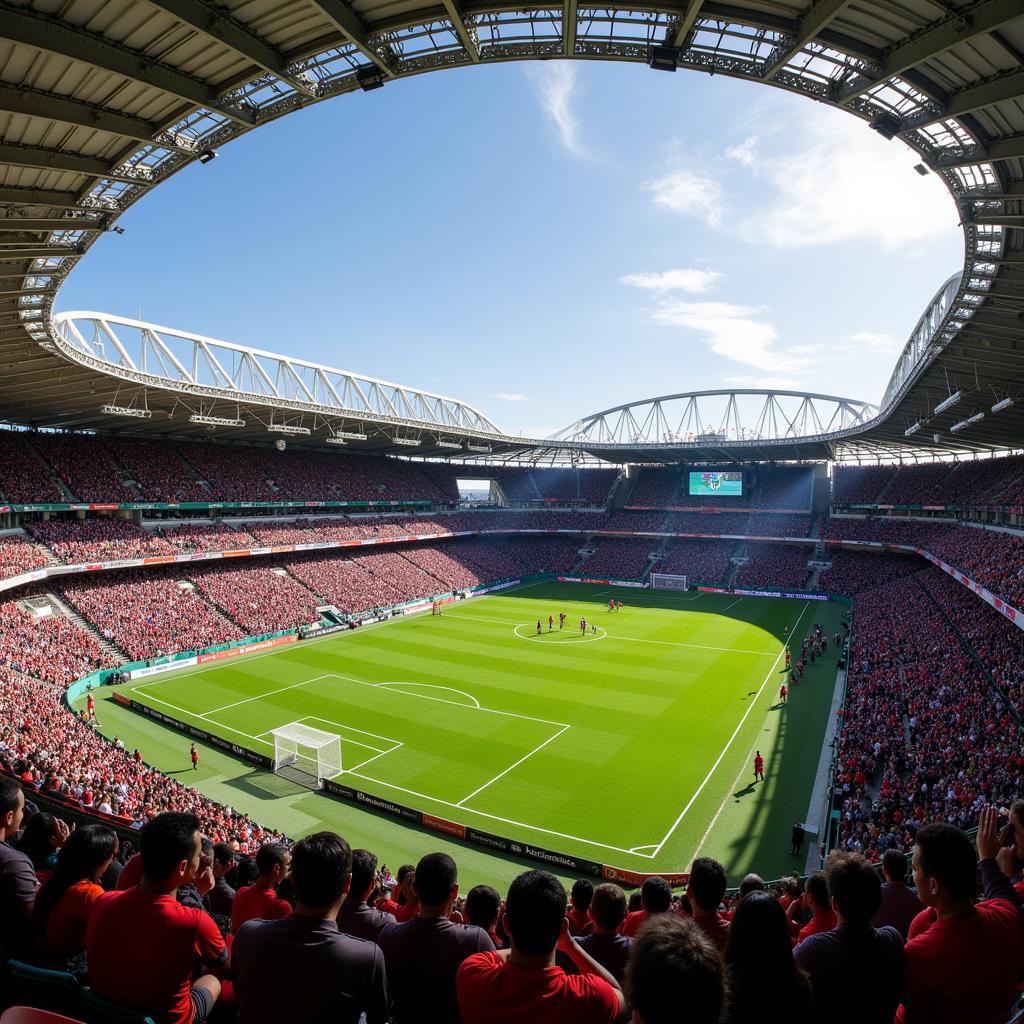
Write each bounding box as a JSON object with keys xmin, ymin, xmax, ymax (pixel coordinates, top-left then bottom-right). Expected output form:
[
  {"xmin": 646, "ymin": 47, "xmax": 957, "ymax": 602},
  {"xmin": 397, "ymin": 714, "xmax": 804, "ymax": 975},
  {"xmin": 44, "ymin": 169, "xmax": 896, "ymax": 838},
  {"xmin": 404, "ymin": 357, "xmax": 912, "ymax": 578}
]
[
  {"xmin": 457, "ymin": 869, "xmax": 624, "ymax": 1023},
  {"xmin": 687, "ymin": 858, "xmax": 731, "ymax": 954},
  {"xmin": 231, "ymin": 843, "xmax": 291, "ymax": 933},
  {"xmin": 790, "ymin": 870, "xmax": 837, "ymax": 947},
  {"xmin": 897, "ymin": 809, "xmax": 1024, "ymax": 1024},
  {"xmin": 566, "ymin": 879, "xmax": 594, "ymax": 937},
  {"xmin": 621, "ymin": 876, "xmax": 673, "ymax": 938},
  {"xmin": 779, "ymin": 683, "xmax": 788, "ymax": 703},
  {"xmin": 85, "ymin": 812, "xmax": 226, "ymax": 1024}
]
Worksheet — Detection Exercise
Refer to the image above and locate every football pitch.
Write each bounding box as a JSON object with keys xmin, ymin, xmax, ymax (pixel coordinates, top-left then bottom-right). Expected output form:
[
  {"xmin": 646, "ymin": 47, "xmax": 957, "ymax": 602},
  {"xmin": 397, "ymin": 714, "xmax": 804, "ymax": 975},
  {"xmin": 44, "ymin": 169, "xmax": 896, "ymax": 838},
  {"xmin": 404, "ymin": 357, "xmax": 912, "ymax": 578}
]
[{"xmin": 105, "ymin": 582, "xmax": 844, "ymax": 880}]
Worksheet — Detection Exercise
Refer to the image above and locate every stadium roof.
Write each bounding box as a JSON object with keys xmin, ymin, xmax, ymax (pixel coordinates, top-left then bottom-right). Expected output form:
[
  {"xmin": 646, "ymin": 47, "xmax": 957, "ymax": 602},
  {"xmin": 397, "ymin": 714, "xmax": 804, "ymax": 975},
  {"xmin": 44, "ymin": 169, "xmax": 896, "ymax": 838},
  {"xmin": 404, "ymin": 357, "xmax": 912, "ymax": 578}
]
[{"xmin": 0, "ymin": 0, "xmax": 1022, "ymax": 465}]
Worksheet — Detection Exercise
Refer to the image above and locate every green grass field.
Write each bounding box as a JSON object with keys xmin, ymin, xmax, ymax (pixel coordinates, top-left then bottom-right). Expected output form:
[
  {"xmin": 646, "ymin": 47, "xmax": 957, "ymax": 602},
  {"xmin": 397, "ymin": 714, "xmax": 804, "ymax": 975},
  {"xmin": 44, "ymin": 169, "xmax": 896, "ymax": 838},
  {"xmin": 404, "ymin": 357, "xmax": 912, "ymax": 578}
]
[{"xmin": 89, "ymin": 582, "xmax": 844, "ymax": 886}]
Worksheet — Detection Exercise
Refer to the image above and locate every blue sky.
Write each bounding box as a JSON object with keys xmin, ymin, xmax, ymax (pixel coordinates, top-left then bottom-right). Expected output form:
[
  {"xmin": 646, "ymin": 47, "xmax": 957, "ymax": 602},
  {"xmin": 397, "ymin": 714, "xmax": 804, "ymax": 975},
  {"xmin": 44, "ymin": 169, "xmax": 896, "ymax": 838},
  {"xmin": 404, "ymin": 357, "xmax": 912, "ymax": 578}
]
[{"xmin": 61, "ymin": 60, "xmax": 963, "ymax": 438}]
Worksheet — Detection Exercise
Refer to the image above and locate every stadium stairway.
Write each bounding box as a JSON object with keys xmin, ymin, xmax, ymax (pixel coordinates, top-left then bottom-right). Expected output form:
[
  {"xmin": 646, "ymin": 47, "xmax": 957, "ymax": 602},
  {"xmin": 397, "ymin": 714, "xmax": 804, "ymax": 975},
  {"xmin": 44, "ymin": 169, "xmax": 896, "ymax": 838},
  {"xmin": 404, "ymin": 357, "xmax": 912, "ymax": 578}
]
[
  {"xmin": 20, "ymin": 439, "xmax": 76, "ymax": 501},
  {"xmin": 45, "ymin": 590, "xmax": 126, "ymax": 663},
  {"xmin": 605, "ymin": 471, "xmax": 635, "ymax": 510}
]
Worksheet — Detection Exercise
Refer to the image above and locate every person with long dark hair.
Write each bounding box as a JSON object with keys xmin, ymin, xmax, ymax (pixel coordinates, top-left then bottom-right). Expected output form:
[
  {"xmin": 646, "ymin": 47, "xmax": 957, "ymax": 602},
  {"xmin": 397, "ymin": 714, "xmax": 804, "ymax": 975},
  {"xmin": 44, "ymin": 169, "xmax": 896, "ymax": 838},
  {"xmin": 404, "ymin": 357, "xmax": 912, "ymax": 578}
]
[
  {"xmin": 15, "ymin": 810, "xmax": 68, "ymax": 881},
  {"xmin": 34, "ymin": 824, "xmax": 117, "ymax": 961},
  {"xmin": 724, "ymin": 891, "xmax": 814, "ymax": 1024}
]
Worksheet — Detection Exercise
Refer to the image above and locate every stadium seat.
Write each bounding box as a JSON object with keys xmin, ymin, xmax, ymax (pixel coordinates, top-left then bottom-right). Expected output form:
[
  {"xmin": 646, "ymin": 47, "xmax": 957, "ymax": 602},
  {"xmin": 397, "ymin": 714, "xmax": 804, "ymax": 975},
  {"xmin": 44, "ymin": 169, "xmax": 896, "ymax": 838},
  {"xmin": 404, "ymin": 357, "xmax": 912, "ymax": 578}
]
[
  {"xmin": 3, "ymin": 962, "xmax": 81, "ymax": 1018},
  {"xmin": 77, "ymin": 992, "xmax": 156, "ymax": 1024},
  {"xmin": 1, "ymin": 1008, "xmax": 85, "ymax": 1024}
]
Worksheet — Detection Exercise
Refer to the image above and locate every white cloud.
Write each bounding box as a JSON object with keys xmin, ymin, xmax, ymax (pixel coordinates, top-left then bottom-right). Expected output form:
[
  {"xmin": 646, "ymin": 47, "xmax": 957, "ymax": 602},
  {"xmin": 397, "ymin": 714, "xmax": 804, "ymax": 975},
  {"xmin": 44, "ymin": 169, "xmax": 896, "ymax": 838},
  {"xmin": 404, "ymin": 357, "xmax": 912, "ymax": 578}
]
[
  {"xmin": 647, "ymin": 299, "xmax": 805, "ymax": 373},
  {"xmin": 849, "ymin": 331, "xmax": 901, "ymax": 354},
  {"xmin": 726, "ymin": 136, "xmax": 758, "ymax": 167},
  {"xmin": 618, "ymin": 268, "xmax": 723, "ymax": 295},
  {"xmin": 525, "ymin": 63, "xmax": 586, "ymax": 157},
  {"xmin": 493, "ymin": 393, "xmax": 530, "ymax": 402},
  {"xmin": 725, "ymin": 374, "xmax": 803, "ymax": 390},
  {"xmin": 735, "ymin": 106, "xmax": 954, "ymax": 250},
  {"xmin": 644, "ymin": 170, "xmax": 725, "ymax": 227}
]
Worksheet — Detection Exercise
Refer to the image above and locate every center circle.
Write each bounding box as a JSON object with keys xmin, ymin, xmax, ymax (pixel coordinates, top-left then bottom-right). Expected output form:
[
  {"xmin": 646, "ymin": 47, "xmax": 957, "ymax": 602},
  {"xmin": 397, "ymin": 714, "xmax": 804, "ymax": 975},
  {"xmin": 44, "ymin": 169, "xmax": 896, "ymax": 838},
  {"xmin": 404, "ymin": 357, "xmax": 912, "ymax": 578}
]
[{"xmin": 513, "ymin": 623, "xmax": 607, "ymax": 644}]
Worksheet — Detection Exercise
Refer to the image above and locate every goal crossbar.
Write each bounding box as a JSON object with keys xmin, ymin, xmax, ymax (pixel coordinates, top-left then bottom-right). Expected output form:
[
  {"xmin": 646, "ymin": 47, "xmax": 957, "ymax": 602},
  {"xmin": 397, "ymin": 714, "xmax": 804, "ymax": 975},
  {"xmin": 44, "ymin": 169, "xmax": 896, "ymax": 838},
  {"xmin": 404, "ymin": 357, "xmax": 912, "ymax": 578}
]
[
  {"xmin": 271, "ymin": 721, "xmax": 342, "ymax": 784},
  {"xmin": 650, "ymin": 572, "xmax": 688, "ymax": 591}
]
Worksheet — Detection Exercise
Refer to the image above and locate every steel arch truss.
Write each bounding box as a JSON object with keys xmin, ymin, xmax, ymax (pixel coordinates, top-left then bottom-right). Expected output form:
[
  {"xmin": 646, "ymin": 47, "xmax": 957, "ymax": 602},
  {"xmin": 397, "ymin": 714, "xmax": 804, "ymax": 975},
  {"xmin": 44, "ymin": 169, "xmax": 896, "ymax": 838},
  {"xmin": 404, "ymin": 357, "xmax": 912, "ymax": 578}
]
[
  {"xmin": 553, "ymin": 390, "xmax": 879, "ymax": 448},
  {"xmin": 52, "ymin": 312, "xmax": 501, "ymax": 435}
]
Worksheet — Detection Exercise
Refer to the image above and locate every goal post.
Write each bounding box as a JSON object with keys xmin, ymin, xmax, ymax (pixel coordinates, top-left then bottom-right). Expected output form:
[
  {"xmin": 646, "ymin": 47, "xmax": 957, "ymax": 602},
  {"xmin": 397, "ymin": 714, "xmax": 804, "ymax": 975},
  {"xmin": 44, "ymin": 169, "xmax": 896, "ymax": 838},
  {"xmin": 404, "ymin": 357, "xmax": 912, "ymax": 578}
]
[
  {"xmin": 271, "ymin": 722, "xmax": 342, "ymax": 786},
  {"xmin": 650, "ymin": 572, "xmax": 689, "ymax": 591}
]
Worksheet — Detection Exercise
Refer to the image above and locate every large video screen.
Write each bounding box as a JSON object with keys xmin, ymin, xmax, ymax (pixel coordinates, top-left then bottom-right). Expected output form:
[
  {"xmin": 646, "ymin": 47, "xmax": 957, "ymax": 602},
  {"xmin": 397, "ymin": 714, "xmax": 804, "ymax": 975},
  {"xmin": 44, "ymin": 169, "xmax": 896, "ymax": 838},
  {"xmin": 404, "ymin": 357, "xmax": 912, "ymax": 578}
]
[{"xmin": 688, "ymin": 471, "xmax": 743, "ymax": 497}]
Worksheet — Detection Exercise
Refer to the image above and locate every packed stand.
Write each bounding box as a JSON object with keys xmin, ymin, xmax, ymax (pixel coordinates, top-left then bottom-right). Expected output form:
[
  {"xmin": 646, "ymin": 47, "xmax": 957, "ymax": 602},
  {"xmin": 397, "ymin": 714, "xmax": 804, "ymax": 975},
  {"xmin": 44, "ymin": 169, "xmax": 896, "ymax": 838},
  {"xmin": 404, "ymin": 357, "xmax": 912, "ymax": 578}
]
[
  {"xmin": 579, "ymin": 538, "xmax": 654, "ymax": 579},
  {"xmin": 602, "ymin": 511, "xmax": 669, "ymax": 533},
  {"xmin": 743, "ymin": 514, "xmax": 814, "ymax": 538},
  {"xmin": 665, "ymin": 512, "xmax": 751, "ymax": 534},
  {"xmin": 27, "ymin": 519, "xmax": 177, "ymax": 564},
  {"xmin": 659, "ymin": 539, "xmax": 734, "ymax": 584},
  {"xmin": 0, "ymin": 533, "xmax": 51, "ymax": 581},
  {"xmin": 60, "ymin": 572, "xmax": 243, "ymax": 661},
  {"xmin": 733, "ymin": 545, "xmax": 810, "ymax": 589},
  {"xmin": 0, "ymin": 600, "xmax": 112, "ymax": 686},
  {"xmin": 576, "ymin": 469, "xmax": 618, "ymax": 504},
  {"xmin": 0, "ymin": 432, "xmax": 63, "ymax": 503},
  {"xmin": 928, "ymin": 525, "xmax": 1024, "ymax": 608},
  {"xmin": 189, "ymin": 565, "xmax": 322, "ymax": 634},
  {"xmin": 490, "ymin": 536, "xmax": 580, "ymax": 574},
  {"xmin": 284, "ymin": 553, "xmax": 387, "ymax": 613},
  {"xmin": 757, "ymin": 467, "xmax": 813, "ymax": 510},
  {"xmin": 624, "ymin": 467, "xmax": 680, "ymax": 506},
  {"xmin": 881, "ymin": 461, "xmax": 958, "ymax": 505},
  {"xmin": 175, "ymin": 442, "xmax": 280, "ymax": 501},
  {"xmin": 353, "ymin": 549, "xmax": 450, "ymax": 606},
  {"xmin": 30, "ymin": 433, "xmax": 132, "ymax": 504},
  {"xmin": 398, "ymin": 544, "xmax": 483, "ymax": 592},
  {"xmin": 832, "ymin": 464, "xmax": 897, "ymax": 504},
  {"xmin": 158, "ymin": 521, "xmax": 258, "ymax": 552},
  {"xmin": 106, "ymin": 439, "xmax": 209, "ymax": 502},
  {"xmin": 823, "ymin": 516, "xmax": 955, "ymax": 546},
  {"xmin": 817, "ymin": 550, "xmax": 921, "ymax": 596}
]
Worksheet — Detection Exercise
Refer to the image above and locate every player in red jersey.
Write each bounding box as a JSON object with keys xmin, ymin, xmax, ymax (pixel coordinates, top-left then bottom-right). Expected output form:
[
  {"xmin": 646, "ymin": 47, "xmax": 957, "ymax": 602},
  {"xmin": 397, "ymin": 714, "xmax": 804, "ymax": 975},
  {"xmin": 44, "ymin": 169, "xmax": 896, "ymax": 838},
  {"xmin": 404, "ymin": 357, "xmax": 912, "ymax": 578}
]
[
  {"xmin": 190, "ymin": 743, "xmax": 199, "ymax": 771},
  {"xmin": 609, "ymin": 598, "xmax": 615, "ymax": 612},
  {"xmin": 559, "ymin": 612, "xmax": 566, "ymax": 630},
  {"xmin": 785, "ymin": 649, "xmax": 791, "ymax": 669},
  {"xmin": 780, "ymin": 683, "xmax": 788, "ymax": 703},
  {"xmin": 548, "ymin": 614, "xmax": 554, "ymax": 631},
  {"xmin": 754, "ymin": 751, "xmax": 765, "ymax": 783},
  {"xmin": 580, "ymin": 617, "xmax": 587, "ymax": 636}
]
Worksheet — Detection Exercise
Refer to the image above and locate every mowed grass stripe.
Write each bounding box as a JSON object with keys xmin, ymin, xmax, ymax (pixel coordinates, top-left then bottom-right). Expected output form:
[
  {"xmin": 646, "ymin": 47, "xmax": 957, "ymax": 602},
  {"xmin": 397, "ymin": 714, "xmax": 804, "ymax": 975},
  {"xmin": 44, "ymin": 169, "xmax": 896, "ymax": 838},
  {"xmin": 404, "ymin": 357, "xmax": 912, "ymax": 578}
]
[{"xmin": 124, "ymin": 583, "xmax": 843, "ymax": 871}]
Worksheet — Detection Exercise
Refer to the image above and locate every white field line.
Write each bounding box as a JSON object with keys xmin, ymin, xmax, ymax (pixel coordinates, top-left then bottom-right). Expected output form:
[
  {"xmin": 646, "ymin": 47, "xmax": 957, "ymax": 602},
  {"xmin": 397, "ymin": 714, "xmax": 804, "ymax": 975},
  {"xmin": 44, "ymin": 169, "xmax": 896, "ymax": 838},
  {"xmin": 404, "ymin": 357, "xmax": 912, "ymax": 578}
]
[
  {"xmin": 455, "ymin": 723, "xmax": 570, "ymax": 808},
  {"xmin": 130, "ymin": 689, "xmax": 274, "ymax": 749},
  {"xmin": 373, "ymin": 682, "xmax": 481, "ymax": 708},
  {"xmin": 722, "ymin": 596, "xmax": 744, "ymax": 612},
  {"xmin": 200, "ymin": 674, "xmax": 334, "ymax": 716},
  {"xmin": 512, "ymin": 623, "xmax": 608, "ymax": 644},
  {"xmin": 447, "ymin": 612, "xmax": 774, "ymax": 656},
  {"xmin": 341, "ymin": 767, "xmax": 638, "ymax": 857},
  {"xmin": 645, "ymin": 600, "xmax": 812, "ymax": 859}
]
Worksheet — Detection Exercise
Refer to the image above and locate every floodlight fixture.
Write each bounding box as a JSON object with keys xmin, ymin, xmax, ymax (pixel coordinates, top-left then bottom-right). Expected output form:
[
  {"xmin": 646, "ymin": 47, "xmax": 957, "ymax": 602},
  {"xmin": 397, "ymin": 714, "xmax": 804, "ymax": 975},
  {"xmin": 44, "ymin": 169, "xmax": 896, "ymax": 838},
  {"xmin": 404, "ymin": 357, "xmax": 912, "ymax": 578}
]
[
  {"xmin": 189, "ymin": 414, "xmax": 245, "ymax": 427},
  {"xmin": 913, "ymin": 163, "xmax": 929, "ymax": 176},
  {"xmin": 333, "ymin": 430, "xmax": 368, "ymax": 441},
  {"xmin": 966, "ymin": 412, "xmax": 985, "ymax": 425},
  {"xmin": 392, "ymin": 436, "xmax": 421, "ymax": 447},
  {"xmin": 932, "ymin": 433, "xmax": 942, "ymax": 444},
  {"xmin": 198, "ymin": 149, "xmax": 218, "ymax": 164},
  {"xmin": 934, "ymin": 391, "xmax": 962, "ymax": 415},
  {"xmin": 950, "ymin": 420, "xmax": 967, "ymax": 433},
  {"xmin": 904, "ymin": 421, "xmax": 922, "ymax": 437},
  {"xmin": 466, "ymin": 443, "xmax": 492, "ymax": 453},
  {"xmin": 355, "ymin": 66, "xmax": 386, "ymax": 91},
  {"xmin": 324, "ymin": 435, "xmax": 347, "ymax": 445},
  {"xmin": 992, "ymin": 397, "xmax": 1014, "ymax": 413},
  {"xmin": 268, "ymin": 423, "xmax": 311, "ymax": 436},
  {"xmin": 435, "ymin": 440, "xmax": 462, "ymax": 449},
  {"xmin": 869, "ymin": 117, "xmax": 899, "ymax": 141},
  {"xmin": 648, "ymin": 46, "xmax": 680, "ymax": 72},
  {"xmin": 101, "ymin": 404, "xmax": 151, "ymax": 419}
]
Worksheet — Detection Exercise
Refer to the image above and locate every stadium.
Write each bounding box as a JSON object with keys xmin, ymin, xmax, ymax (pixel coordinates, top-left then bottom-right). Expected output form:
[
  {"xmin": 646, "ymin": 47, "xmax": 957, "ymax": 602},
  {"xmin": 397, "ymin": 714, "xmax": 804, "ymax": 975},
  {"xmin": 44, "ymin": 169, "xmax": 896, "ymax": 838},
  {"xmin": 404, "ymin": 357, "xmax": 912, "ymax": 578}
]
[{"xmin": 1, "ymin": 1, "xmax": 1024, "ymax": 1022}]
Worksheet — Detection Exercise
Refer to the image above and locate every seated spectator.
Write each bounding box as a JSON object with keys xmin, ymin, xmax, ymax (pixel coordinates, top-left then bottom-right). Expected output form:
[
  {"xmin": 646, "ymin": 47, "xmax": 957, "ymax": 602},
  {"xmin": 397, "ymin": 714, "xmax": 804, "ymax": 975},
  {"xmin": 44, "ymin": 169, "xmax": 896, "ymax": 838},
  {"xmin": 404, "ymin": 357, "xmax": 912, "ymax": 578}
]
[
  {"xmin": 233, "ymin": 831, "xmax": 387, "ymax": 1024},
  {"xmin": 85, "ymin": 812, "xmax": 226, "ymax": 1024},
  {"xmin": 456, "ymin": 869, "xmax": 623, "ymax": 1023},
  {"xmin": 34, "ymin": 824, "xmax": 117, "ymax": 962},
  {"xmin": 724, "ymin": 890, "xmax": 813, "ymax": 1024},
  {"xmin": 794, "ymin": 851, "xmax": 903, "ymax": 1024},
  {"xmin": 0, "ymin": 778, "xmax": 38, "ymax": 955},
  {"xmin": 687, "ymin": 857, "xmax": 731, "ymax": 953},
  {"xmin": 208, "ymin": 842, "xmax": 236, "ymax": 916},
  {"xmin": 378, "ymin": 852, "xmax": 494, "ymax": 1023},
  {"xmin": 231, "ymin": 842, "xmax": 291, "ymax": 933},
  {"xmin": 737, "ymin": 873, "xmax": 766, "ymax": 900},
  {"xmin": 15, "ymin": 809, "xmax": 68, "ymax": 882},
  {"xmin": 898, "ymin": 810, "xmax": 1024, "ymax": 1024},
  {"xmin": 871, "ymin": 848, "xmax": 924, "ymax": 939},
  {"xmin": 624, "ymin": 915, "xmax": 726, "ymax": 1024},
  {"xmin": 566, "ymin": 878, "xmax": 593, "ymax": 936},
  {"xmin": 791, "ymin": 870, "xmax": 836, "ymax": 946},
  {"xmin": 621, "ymin": 876, "xmax": 673, "ymax": 938},
  {"xmin": 337, "ymin": 848, "xmax": 396, "ymax": 943},
  {"xmin": 464, "ymin": 884, "xmax": 502, "ymax": 949},
  {"xmin": 377, "ymin": 862, "xmax": 418, "ymax": 922},
  {"xmin": 577, "ymin": 883, "xmax": 632, "ymax": 983}
]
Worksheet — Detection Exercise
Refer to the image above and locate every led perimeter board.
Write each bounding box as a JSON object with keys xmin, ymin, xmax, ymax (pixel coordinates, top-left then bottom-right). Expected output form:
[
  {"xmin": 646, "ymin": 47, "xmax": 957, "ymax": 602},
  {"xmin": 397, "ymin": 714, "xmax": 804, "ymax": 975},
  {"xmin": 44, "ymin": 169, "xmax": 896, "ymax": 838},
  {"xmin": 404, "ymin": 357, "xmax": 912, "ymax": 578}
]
[{"xmin": 689, "ymin": 471, "xmax": 743, "ymax": 497}]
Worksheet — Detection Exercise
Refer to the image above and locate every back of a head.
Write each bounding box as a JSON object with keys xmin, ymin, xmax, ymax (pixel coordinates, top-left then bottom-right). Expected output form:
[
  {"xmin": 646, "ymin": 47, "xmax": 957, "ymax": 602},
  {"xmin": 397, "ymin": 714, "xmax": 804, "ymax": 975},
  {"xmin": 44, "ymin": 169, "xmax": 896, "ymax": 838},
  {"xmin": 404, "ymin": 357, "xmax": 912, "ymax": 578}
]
[
  {"xmin": 881, "ymin": 848, "xmax": 908, "ymax": 883},
  {"xmin": 255, "ymin": 842, "xmax": 288, "ymax": 877},
  {"xmin": 571, "ymin": 878, "xmax": 594, "ymax": 912},
  {"xmin": 414, "ymin": 852, "xmax": 458, "ymax": 907},
  {"xmin": 915, "ymin": 823, "xmax": 977, "ymax": 902},
  {"xmin": 805, "ymin": 871, "xmax": 829, "ymax": 911},
  {"xmin": 626, "ymin": 915, "xmax": 725, "ymax": 1024},
  {"xmin": 505, "ymin": 870, "xmax": 566, "ymax": 956},
  {"xmin": 827, "ymin": 851, "xmax": 881, "ymax": 925},
  {"xmin": 465, "ymin": 884, "xmax": 501, "ymax": 931},
  {"xmin": 738, "ymin": 873, "xmax": 765, "ymax": 900},
  {"xmin": 35, "ymin": 825, "xmax": 117, "ymax": 928},
  {"xmin": 350, "ymin": 849, "xmax": 378, "ymax": 899},
  {"xmin": 590, "ymin": 883, "xmax": 627, "ymax": 933},
  {"xmin": 641, "ymin": 876, "xmax": 672, "ymax": 914},
  {"xmin": 725, "ymin": 891, "xmax": 794, "ymax": 971},
  {"xmin": 140, "ymin": 812, "xmax": 201, "ymax": 883},
  {"xmin": 291, "ymin": 831, "xmax": 351, "ymax": 908},
  {"xmin": 688, "ymin": 858, "xmax": 727, "ymax": 913}
]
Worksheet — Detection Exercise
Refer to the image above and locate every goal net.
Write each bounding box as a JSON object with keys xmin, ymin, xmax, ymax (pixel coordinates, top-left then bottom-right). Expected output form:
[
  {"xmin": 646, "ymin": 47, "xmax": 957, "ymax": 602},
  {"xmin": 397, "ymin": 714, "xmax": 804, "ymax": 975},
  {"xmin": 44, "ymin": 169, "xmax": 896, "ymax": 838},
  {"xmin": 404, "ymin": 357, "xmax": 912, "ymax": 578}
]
[
  {"xmin": 271, "ymin": 722, "xmax": 342, "ymax": 787},
  {"xmin": 650, "ymin": 573, "xmax": 689, "ymax": 591}
]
